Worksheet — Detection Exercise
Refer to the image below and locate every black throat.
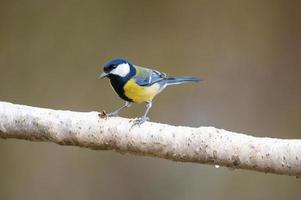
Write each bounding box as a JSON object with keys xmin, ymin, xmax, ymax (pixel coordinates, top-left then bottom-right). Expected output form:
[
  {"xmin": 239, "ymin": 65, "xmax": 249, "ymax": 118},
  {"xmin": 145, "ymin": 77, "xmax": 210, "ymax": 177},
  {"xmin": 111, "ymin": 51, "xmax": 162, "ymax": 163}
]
[{"xmin": 108, "ymin": 66, "xmax": 136, "ymax": 102}]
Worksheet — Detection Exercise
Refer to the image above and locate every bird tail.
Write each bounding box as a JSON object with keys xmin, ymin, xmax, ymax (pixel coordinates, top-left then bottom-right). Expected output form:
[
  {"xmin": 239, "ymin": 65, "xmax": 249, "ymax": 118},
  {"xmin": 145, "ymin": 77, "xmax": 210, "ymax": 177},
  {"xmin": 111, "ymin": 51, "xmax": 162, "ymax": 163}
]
[{"xmin": 165, "ymin": 76, "xmax": 202, "ymax": 85}]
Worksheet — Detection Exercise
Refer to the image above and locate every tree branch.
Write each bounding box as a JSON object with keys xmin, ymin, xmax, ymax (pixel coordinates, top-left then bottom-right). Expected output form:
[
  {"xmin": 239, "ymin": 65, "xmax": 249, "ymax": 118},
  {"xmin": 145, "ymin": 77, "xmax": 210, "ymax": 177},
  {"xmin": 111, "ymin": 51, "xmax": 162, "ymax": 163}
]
[{"xmin": 0, "ymin": 101, "xmax": 300, "ymax": 177}]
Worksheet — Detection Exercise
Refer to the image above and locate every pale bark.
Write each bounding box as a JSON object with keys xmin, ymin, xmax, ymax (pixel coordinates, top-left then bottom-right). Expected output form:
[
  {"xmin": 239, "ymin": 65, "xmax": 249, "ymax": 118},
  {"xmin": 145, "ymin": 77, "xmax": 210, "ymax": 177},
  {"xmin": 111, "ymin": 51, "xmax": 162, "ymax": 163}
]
[{"xmin": 0, "ymin": 101, "xmax": 300, "ymax": 177}]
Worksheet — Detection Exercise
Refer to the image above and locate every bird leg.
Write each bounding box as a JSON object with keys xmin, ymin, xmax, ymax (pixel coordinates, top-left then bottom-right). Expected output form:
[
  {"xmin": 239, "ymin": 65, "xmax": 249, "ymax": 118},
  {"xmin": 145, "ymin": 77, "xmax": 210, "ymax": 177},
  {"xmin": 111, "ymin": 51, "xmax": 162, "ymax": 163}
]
[
  {"xmin": 133, "ymin": 101, "xmax": 152, "ymax": 126},
  {"xmin": 107, "ymin": 101, "xmax": 132, "ymax": 117}
]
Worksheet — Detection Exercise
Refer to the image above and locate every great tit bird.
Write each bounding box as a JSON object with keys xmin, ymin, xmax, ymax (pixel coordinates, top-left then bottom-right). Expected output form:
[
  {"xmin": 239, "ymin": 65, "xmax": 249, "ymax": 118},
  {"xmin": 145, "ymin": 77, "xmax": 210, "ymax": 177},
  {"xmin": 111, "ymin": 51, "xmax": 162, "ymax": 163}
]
[{"xmin": 99, "ymin": 58, "xmax": 200, "ymax": 126}]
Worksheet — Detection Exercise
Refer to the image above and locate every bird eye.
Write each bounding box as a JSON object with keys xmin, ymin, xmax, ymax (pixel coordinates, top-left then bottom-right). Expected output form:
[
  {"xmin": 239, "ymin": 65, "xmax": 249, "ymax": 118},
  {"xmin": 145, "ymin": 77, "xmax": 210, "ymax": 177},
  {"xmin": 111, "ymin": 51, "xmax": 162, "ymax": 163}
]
[
  {"xmin": 110, "ymin": 65, "xmax": 117, "ymax": 71},
  {"xmin": 104, "ymin": 64, "xmax": 116, "ymax": 73}
]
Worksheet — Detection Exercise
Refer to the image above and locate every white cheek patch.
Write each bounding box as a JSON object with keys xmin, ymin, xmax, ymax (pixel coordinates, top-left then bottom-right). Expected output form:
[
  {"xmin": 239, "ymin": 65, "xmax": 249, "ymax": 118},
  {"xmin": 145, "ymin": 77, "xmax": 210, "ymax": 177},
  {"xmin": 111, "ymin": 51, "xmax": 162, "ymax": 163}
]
[{"xmin": 110, "ymin": 63, "xmax": 130, "ymax": 77}]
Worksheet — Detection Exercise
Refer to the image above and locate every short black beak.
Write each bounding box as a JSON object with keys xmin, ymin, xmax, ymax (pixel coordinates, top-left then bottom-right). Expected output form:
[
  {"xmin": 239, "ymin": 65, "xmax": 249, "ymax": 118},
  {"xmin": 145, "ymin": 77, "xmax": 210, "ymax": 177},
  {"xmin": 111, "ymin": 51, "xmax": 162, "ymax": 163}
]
[{"xmin": 99, "ymin": 72, "xmax": 108, "ymax": 79}]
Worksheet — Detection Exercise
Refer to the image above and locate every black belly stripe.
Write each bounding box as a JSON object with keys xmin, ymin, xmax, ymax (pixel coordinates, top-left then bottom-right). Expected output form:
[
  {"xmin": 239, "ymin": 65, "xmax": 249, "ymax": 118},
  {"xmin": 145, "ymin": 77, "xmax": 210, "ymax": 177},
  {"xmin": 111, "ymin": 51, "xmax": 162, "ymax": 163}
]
[
  {"xmin": 108, "ymin": 67, "xmax": 136, "ymax": 102},
  {"xmin": 110, "ymin": 77, "xmax": 133, "ymax": 102}
]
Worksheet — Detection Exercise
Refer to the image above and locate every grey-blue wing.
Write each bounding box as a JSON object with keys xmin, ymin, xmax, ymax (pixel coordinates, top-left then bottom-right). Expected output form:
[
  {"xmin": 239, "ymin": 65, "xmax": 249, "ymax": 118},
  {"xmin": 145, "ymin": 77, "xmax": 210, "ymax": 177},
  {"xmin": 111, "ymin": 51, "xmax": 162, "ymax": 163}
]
[{"xmin": 134, "ymin": 65, "xmax": 167, "ymax": 86}]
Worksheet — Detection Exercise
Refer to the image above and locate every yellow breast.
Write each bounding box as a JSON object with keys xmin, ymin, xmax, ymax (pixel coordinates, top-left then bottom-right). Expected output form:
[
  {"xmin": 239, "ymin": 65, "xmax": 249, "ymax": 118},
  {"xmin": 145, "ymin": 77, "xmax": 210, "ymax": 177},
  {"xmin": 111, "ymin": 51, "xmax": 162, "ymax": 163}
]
[{"xmin": 123, "ymin": 80, "xmax": 160, "ymax": 103}]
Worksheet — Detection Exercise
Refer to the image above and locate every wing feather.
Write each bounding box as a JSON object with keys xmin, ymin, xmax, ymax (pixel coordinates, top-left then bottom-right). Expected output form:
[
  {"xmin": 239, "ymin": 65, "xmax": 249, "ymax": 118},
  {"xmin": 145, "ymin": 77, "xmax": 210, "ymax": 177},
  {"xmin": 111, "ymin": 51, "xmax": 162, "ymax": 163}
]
[{"xmin": 133, "ymin": 65, "xmax": 167, "ymax": 86}]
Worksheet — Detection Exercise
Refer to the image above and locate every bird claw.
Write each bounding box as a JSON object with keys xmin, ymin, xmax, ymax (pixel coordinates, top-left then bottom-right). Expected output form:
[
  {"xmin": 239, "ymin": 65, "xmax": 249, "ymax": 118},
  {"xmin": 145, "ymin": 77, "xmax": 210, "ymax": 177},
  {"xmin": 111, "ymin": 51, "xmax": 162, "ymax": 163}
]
[
  {"xmin": 106, "ymin": 112, "xmax": 119, "ymax": 117},
  {"xmin": 132, "ymin": 116, "xmax": 149, "ymax": 127}
]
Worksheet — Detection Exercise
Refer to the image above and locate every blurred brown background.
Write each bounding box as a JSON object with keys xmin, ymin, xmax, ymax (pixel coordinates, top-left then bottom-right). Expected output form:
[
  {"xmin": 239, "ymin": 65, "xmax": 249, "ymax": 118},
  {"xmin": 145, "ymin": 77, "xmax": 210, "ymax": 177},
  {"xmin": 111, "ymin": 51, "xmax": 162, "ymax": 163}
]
[{"xmin": 0, "ymin": 0, "xmax": 300, "ymax": 199}]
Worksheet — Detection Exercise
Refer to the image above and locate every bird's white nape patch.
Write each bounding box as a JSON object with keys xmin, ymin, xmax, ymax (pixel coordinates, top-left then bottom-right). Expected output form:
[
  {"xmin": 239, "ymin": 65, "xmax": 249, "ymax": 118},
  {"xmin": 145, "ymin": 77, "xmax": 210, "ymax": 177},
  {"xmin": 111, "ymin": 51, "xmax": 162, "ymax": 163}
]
[{"xmin": 110, "ymin": 63, "xmax": 130, "ymax": 77}]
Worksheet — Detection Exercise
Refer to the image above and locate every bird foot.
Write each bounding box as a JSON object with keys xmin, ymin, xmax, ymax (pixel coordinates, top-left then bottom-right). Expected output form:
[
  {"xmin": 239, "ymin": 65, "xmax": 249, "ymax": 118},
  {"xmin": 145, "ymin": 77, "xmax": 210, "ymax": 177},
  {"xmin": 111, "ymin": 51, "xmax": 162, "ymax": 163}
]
[
  {"xmin": 106, "ymin": 111, "xmax": 119, "ymax": 117},
  {"xmin": 132, "ymin": 116, "xmax": 149, "ymax": 127}
]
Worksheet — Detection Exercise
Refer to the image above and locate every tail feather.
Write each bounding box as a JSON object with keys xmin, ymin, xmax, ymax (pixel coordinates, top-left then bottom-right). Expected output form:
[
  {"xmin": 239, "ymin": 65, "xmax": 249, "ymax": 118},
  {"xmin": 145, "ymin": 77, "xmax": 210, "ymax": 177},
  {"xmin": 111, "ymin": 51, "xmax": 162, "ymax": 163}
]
[{"xmin": 165, "ymin": 76, "xmax": 201, "ymax": 85}]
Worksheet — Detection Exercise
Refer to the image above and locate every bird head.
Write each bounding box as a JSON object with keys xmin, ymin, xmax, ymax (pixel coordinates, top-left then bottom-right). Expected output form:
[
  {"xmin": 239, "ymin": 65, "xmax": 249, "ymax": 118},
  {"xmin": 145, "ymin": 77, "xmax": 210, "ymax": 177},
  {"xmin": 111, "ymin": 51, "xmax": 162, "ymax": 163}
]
[{"xmin": 99, "ymin": 58, "xmax": 134, "ymax": 79}]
